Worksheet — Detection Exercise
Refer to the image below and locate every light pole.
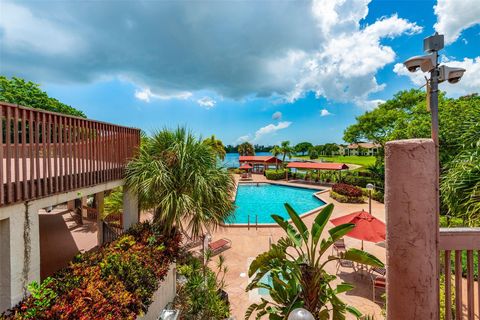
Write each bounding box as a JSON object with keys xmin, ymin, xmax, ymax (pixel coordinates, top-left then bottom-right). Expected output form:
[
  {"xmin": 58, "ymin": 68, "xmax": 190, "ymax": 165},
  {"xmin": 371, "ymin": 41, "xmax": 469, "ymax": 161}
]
[
  {"xmin": 403, "ymin": 32, "xmax": 466, "ymax": 317},
  {"xmin": 366, "ymin": 183, "xmax": 374, "ymax": 215},
  {"xmin": 288, "ymin": 308, "xmax": 315, "ymax": 320}
]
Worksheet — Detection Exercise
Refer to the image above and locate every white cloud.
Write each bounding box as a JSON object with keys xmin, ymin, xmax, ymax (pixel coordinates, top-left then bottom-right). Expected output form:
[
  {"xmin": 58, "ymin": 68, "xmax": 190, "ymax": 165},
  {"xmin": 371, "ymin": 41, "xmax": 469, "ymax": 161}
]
[
  {"xmin": 394, "ymin": 57, "xmax": 480, "ymax": 97},
  {"xmin": 254, "ymin": 121, "xmax": 292, "ymax": 141},
  {"xmin": 274, "ymin": 12, "xmax": 422, "ymax": 106},
  {"xmin": 272, "ymin": 111, "xmax": 282, "ymax": 120},
  {"xmin": 236, "ymin": 135, "xmax": 251, "ymax": 143},
  {"xmin": 359, "ymin": 99, "xmax": 386, "ymax": 110},
  {"xmin": 134, "ymin": 87, "xmax": 192, "ymax": 102},
  {"xmin": 197, "ymin": 96, "xmax": 216, "ymax": 109},
  {"xmin": 0, "ymin": 2, "xmax": 83, "ymax": 55},
  {"xmin": 434, "ymin": 0, "xmax": 480, "ymax": 44},
  {"xmin": 320, "ymin": 108, "xmax": 332, "ymax": 116}
]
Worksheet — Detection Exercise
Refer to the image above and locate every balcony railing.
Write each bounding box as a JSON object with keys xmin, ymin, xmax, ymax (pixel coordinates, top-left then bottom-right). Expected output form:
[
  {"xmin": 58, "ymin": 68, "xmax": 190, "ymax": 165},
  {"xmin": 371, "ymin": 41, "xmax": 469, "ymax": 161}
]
[
  {"xmin": 0, "ymin": 102, "xmax": 140, "ymax": 206},
  {"xmin": 439, "ymin": 228, "xmax": 480, "ymax": 319}
]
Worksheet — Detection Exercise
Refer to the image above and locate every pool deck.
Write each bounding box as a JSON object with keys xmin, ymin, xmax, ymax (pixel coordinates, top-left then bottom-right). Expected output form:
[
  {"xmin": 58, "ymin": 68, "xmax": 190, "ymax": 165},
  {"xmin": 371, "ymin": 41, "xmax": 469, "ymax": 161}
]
[{"xmin": 210, "ymin": 174, "xmax": 387, "ymax": 319}]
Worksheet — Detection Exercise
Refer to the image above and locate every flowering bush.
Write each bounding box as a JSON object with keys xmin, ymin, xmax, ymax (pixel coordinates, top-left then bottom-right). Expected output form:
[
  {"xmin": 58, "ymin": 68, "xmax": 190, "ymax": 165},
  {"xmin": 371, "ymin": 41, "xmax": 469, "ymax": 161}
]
[
  {"xmin": 1, "ymin": 222, "xmax": 180, "ymax": 320},
  {"xmin": 332, "ymin": 183, "xmax": 363, "ymax": 198}
]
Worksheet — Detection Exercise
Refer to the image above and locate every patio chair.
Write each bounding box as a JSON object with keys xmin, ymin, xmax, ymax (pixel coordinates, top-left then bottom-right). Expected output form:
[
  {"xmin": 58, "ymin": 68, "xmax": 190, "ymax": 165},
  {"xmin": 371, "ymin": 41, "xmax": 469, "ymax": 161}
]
[
  {"xmin": 336, "ymin": 259, "xmax": 356, "ymax": 274},
  {"xmin": 332, "ymin": 239, "xmax": 346, "ymax": 256},
  {"xmin": 208, "ymin": 238, "xmax": 232, "ymax": 255},
  {"xmin": 372, "ymin": 275, "xmax": 386, "ymax": 303},
  {"xmin": 370, "ymin": 266, "xmax": 386, "ymax": 277}
]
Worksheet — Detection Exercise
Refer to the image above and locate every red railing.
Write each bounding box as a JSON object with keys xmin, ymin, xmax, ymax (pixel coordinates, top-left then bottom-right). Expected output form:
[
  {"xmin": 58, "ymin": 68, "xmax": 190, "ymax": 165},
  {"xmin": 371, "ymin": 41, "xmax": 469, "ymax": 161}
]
[
  {"xmin": 439, "ymin": 228, "xmax": 480, "ymax": 319},
  {"xmin": 0, "ymin": 102, "xmax": 140, "ymax": 206}
]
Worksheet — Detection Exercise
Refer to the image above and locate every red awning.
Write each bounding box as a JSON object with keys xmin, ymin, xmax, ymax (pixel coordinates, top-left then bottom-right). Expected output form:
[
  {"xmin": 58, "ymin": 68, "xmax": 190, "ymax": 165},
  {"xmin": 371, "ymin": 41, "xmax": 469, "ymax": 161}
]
[
  {"xmin": 239, "ymin": 163, "xmax": 253, "ymax": 169},
  {"xmin": 286, "ymin": 162, "xmax": 349, "ymax": 170}
]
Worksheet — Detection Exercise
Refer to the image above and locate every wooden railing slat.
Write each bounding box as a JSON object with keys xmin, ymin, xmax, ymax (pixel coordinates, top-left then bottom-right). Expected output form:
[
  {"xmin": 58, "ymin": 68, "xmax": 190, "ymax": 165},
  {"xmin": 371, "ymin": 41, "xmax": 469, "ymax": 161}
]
[
  {"xmin": 22, "ymin": 109, "xmax": 27, "ymax": 199},
  {"xmin": 0, "ymin": 105, "xmax": 4, "ymax": 205},
  {"xmin": 467, "ymin": 250, "xmax": 474, "ymax": 320},
  {"xmin": 14, "ymin": 107, "xmax": 20, "ymax": 201},
  {"xmin": 445, "ymin": 250, "xmax": 452, "ymax": 320},
  {"xmin": 455, "ymin": 250, "xmax": 463, "ymax": 320},
  {"xmin": 35, "ymin": 111, "xmax": 42, "ymax": 197}
]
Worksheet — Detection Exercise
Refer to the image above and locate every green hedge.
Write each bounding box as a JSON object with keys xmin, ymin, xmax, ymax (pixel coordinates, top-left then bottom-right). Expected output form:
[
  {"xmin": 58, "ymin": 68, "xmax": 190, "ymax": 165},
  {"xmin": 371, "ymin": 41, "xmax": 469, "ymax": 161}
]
[
  {"xmin": 1, "ymin": 222, "xmax": 180, "ymax": 320},
  {"xmin": 265, "ymin": 170, "xmax": 286, "ymax": 180},
  {"xmin": 330, "ymin": 190, "xmax": 364, "ymax": 203}
]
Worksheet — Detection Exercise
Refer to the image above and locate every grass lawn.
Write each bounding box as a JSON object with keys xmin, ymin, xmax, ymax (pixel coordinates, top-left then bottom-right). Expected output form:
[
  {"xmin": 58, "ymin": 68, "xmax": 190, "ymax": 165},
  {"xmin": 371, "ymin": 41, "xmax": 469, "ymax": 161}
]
[{"xmin": 293, "ymin": 155, "xmax": 376, "ymax": 167}]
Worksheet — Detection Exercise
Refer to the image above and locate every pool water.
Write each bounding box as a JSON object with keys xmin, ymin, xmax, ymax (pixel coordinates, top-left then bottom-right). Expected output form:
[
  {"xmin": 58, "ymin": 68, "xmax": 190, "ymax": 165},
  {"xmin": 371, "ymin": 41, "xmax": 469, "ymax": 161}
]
[{"xmin": 228, "ymin": 183, "xmax": 325, "ymax": 224}]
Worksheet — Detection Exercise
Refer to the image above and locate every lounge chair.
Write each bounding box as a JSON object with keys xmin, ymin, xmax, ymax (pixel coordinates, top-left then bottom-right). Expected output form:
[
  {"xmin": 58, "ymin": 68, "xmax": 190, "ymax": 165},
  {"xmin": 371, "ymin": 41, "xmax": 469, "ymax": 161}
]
[
  {"xmin": 332, "ymin": 239, "xmax": 346, "ymax": 256},
  {"xmin": 208, "ymin": 238, "xmax": 232, "ymax": 255},
  {"xmin": 370, "ymin": 266, "xmax": 386, "ymax": 277},
  {"xmin": 372, "ymin": 275, "xmax": 386, "ymax": 303},
  {"xmin": 181, "ymin": 232, "xmax": 203, "ymax": 250},
  {"xmin": 336, "ymin": 259, "xmax": 356, "ymax": 274}
]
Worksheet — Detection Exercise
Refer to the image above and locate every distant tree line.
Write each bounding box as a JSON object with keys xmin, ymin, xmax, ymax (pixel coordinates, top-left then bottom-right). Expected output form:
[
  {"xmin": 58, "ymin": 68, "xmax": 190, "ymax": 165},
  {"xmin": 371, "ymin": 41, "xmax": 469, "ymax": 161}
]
[
  {"xmin": 0, "ymin": 76, "xmax": 86, "ymax": 117},
  {"xmin": 343, "ymin": 89, "xmax": 480, "ymax": 226}
]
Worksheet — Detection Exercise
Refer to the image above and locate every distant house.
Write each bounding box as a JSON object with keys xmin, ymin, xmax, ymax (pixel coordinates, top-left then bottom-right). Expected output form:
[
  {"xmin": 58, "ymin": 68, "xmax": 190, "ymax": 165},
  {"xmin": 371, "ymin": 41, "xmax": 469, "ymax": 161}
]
[{"xmin": 345, "ymin": 142, "xmax": 381, "ymax": 156}]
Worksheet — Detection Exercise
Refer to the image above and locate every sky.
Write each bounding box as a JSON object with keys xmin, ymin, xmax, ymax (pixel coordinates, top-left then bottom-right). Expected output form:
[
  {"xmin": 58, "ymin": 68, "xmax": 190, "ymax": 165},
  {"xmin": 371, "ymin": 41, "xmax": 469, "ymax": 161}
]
[{"xmin": 0, "ymin": 0, "xmax": 479, "ymax": 146}]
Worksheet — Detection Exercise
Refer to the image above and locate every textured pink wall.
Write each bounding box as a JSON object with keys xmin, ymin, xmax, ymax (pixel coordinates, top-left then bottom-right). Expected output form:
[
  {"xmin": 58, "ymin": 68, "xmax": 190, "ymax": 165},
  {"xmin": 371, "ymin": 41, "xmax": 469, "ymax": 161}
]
[{"xmin": 385, "ymin": 139, "xmax": 438, "ymax": 319}]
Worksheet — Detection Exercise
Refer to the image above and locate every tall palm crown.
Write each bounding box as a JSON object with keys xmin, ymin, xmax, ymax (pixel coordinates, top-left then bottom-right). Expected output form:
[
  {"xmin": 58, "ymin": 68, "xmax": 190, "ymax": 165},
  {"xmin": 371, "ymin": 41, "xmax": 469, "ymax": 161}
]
[
  {"xmin": 125, "ymin": 127, "xmax": 235, "ymax": 238},
  {"xmin": 203, "ymin": 134, "xmax": 227, "ymax": 161},
  {"xmin": 270, "ymin": 145, "xmax": 281, "ymax": 170},
  {"xmin": 238, "ymin": 142, "xmax": 255, "ymax": 156},
  {"xmin": 280, "ymin": 140, "xmax": 294, "ymax": 162}
]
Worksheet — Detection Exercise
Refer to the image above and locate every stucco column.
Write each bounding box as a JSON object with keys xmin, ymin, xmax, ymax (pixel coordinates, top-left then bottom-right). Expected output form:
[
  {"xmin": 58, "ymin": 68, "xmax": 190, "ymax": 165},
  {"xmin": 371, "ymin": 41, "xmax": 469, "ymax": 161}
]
[
  {"xmin": 81, "ymin": 197, "xmax": 88, "ymax": 220},
  {"xmin": 385, "ymin": 139, "xmax": 438, "ymax": 319},
  {"xmin": 95, "ymin": 192, "xmax": 104, "ymax": 245},
  {"xmin": 67, "ymin": 200, "xmax": 75, "ymax": 211},
  {"xmin": 0, "ymin": 203, "xmax": 40, "ymax": 312},
  {"xmin": 122, "ymin": 186, "xmax": 139, "ymax": 231}
]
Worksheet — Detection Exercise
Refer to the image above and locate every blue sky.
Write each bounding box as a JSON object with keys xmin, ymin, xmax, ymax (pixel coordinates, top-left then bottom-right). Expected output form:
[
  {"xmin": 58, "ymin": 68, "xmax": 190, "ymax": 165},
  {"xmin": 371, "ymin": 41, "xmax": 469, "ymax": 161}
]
[{"xmin": 1, "ymin": 0, "xmax": 479, "ymax": 146}]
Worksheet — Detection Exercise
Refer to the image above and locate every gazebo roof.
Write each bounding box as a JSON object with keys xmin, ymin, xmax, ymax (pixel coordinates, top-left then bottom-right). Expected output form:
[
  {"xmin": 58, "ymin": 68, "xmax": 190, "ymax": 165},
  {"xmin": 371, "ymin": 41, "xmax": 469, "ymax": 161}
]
[
  {"xmin": 239, "ymin": 163, "xmax": 253, "ymax": 169},
  {"xmin": 238, "ymin": 156, "xmax": 281, "ymax": 163},
  {"xmin": 286, "ymin": 162, "xmax": 349, "ymax": 170}
]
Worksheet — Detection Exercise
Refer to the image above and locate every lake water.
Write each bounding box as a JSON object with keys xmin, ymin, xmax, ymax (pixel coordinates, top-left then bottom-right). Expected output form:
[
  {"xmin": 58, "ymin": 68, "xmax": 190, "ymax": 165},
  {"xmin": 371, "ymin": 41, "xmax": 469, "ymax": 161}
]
[{"xmin": 222, "ymin": 152, "xmax": 292, "ymax": 168}]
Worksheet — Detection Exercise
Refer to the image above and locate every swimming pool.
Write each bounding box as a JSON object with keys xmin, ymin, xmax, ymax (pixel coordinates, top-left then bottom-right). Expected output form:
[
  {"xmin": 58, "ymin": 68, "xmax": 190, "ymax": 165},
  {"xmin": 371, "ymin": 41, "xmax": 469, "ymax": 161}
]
[{"xmin": 228, "ymin": 183, "xmax": 325, "ymax": 224}]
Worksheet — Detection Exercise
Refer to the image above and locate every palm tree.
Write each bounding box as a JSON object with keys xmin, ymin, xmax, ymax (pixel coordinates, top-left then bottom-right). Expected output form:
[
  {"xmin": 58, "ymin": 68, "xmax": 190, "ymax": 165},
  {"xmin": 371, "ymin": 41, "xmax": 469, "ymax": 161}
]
[
  {"xmin": 246, "ymin": 204, "xmax": 383, "ymax": 319},
  {"xmin": 203, "ymin": 134, "xmax": 226, "ymax": 161},
  {"xmin": 103, "ymin": 187, "xmax": 123, "ymax": 219},
  {"xmin": 280, "ymin": 140, "xmax": 293, "ymax": 162},
  {"xmin": 125, "ymin": 127, "xmax": 235, "ymax": 238},
  {"xmin": 238, "ymin": 142, "xmax": 255, "ymax": 156},
  {"xmin": 270, "ymin": 145, "xmax": 281, "ymax": 170}
]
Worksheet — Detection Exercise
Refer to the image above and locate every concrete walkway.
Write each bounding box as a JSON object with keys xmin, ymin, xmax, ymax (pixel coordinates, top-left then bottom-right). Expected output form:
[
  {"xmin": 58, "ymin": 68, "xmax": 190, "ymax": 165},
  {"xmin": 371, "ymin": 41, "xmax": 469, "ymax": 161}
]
[
  {"xmin": 210, "ymin": 174, "xmax": 386, "ymax": 319},
  {"xmin": 39, "ymin": 207, "xmax": 98, "ymax": 279}
]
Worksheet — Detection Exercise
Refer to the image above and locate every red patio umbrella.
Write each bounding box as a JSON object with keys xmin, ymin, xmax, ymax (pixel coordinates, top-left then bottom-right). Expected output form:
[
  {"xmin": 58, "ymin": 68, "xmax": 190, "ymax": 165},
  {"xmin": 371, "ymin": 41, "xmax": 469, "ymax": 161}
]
[{"xmin": 330, "ymin": 210, "xmax": 386, "ymax": 250}]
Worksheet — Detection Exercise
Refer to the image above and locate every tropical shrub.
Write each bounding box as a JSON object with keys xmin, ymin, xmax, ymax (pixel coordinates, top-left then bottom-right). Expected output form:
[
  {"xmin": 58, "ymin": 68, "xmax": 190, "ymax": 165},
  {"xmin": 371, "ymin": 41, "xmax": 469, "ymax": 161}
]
[
  {"xmin": 292, "ymin": 172, "xmax": 305, "ymax": 180},
  {"xmin": 245, "ymin": 203, "xmax": 383, "ymax": 319},
  {"xmin": 174, "ymin": 253, "xmax": 230, "ymax": 319},
  {"xmin": 441, "ymin": 148, "xmax": 480, "ymax": 226},
  {"xmin": 332, "ymin": 183, "xmax": 363, "ymax": 198},
  {"xmin": 361, "ymin": 188, "xmax": 384, "ymax": 203},
  {"xmin": 265, "ymin": 170, "xmax": 286, "ymax": 180},
  {"xmin": 1, "ymin": 222, "xmax": 180, "ymax": 320},
  {"xmin": 330, "ymin": 191, "xmax": 365, "ymax": 204}
]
